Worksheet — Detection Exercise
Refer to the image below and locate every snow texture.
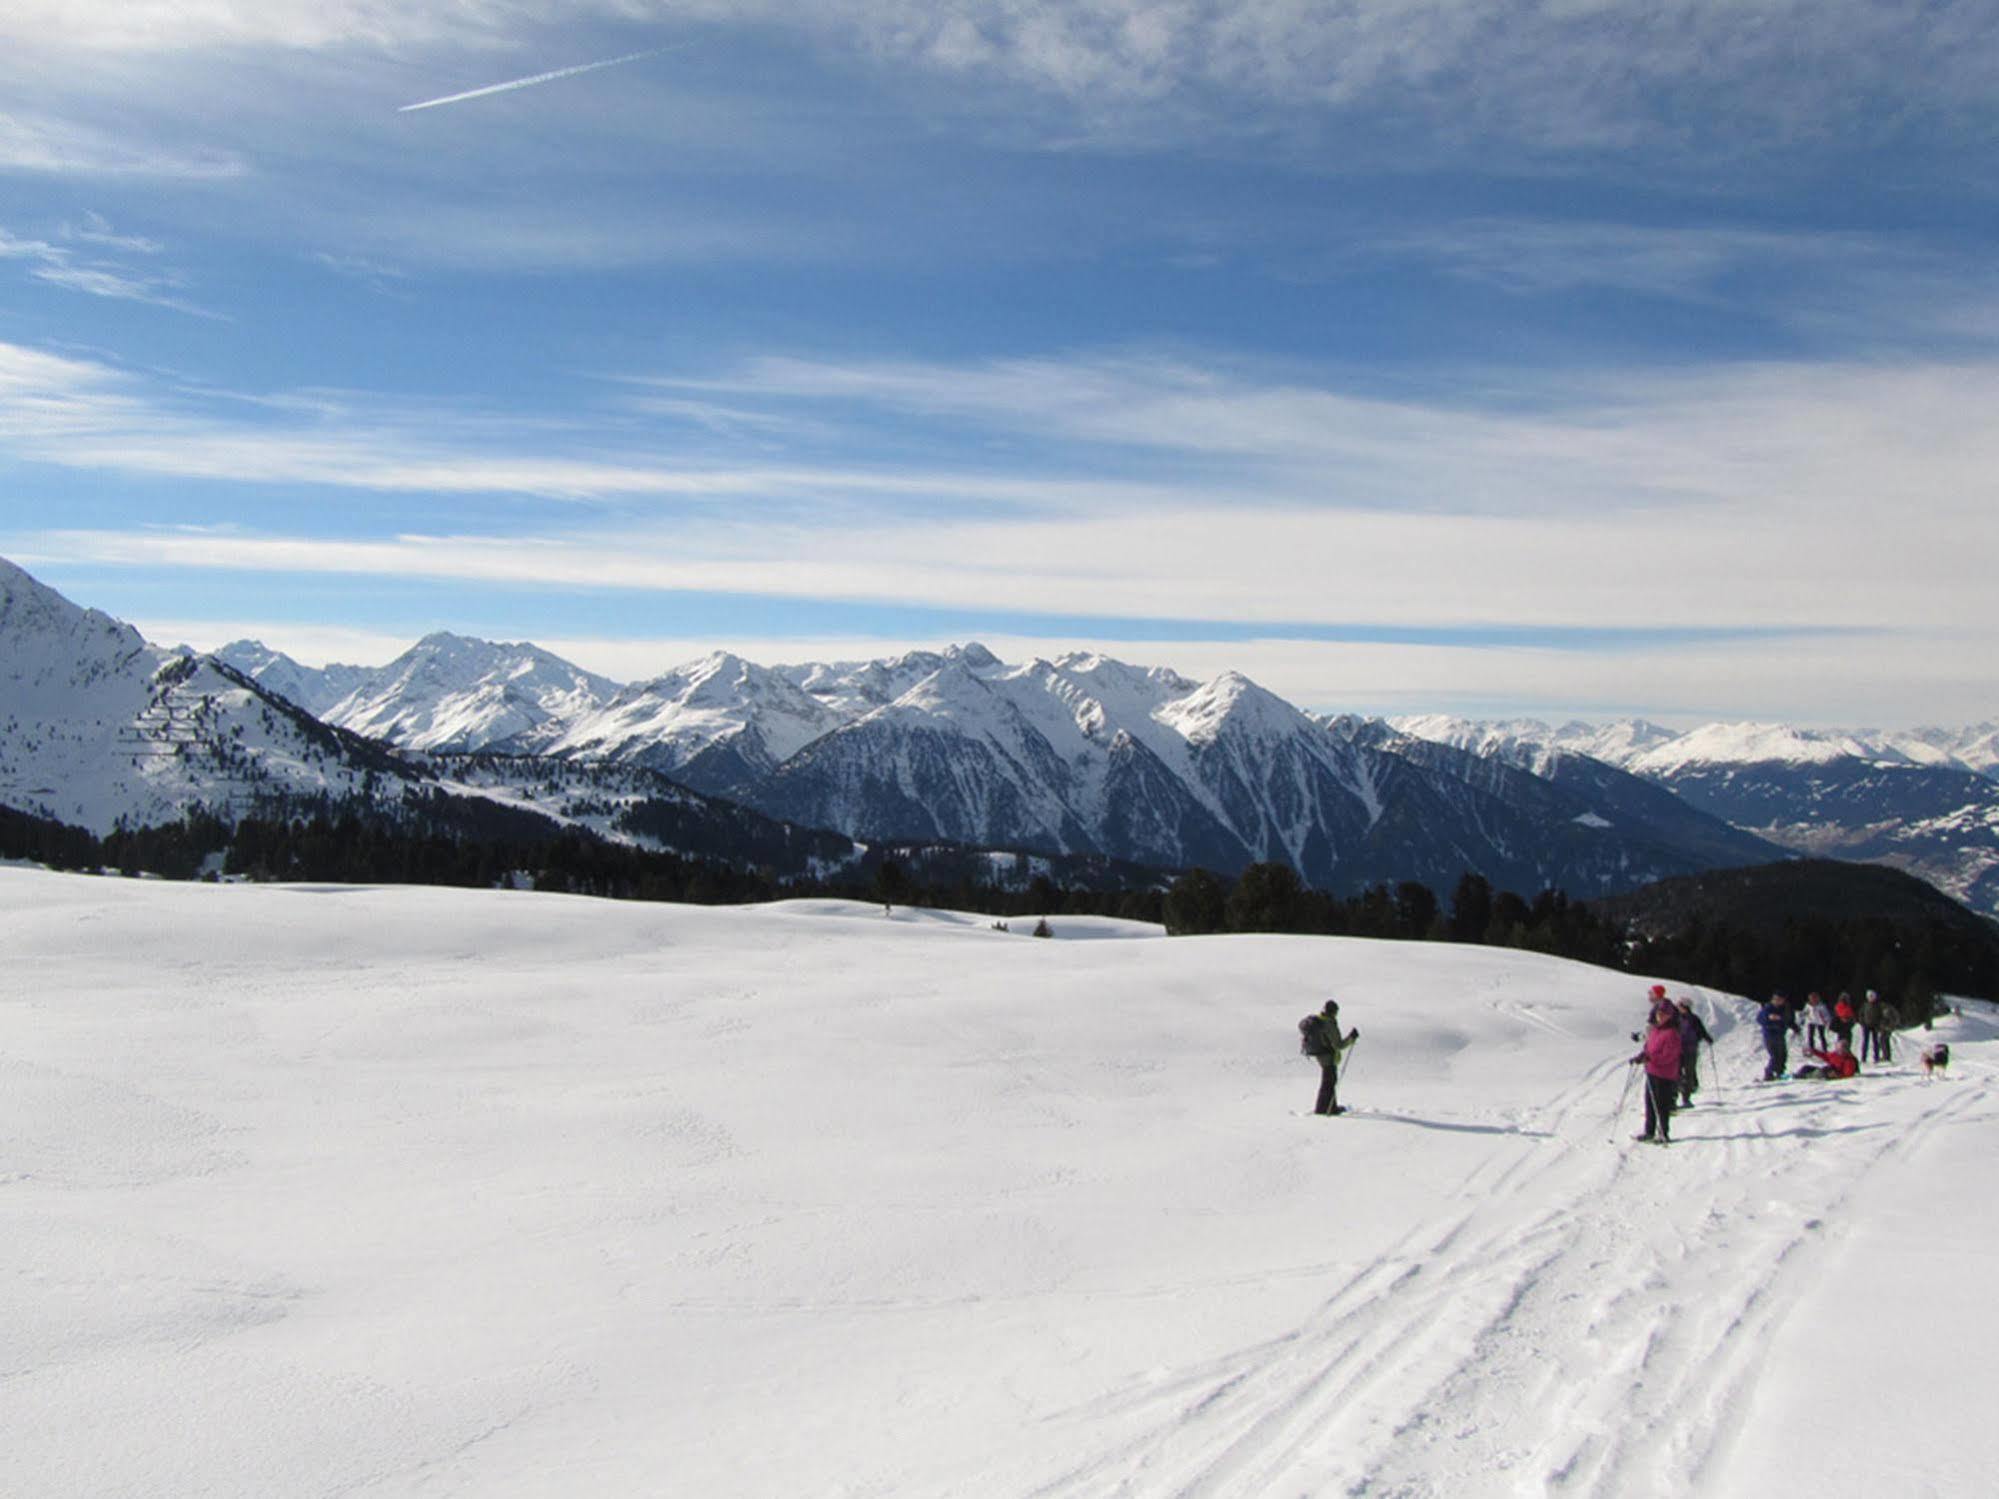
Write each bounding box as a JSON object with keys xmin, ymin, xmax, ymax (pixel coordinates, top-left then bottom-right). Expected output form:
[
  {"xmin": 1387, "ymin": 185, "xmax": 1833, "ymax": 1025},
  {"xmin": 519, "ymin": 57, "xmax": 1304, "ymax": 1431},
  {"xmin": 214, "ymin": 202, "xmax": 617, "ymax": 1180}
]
[{"xmin": 2, "ymin": 865, "xmax": 1991, "ymax": 1497}]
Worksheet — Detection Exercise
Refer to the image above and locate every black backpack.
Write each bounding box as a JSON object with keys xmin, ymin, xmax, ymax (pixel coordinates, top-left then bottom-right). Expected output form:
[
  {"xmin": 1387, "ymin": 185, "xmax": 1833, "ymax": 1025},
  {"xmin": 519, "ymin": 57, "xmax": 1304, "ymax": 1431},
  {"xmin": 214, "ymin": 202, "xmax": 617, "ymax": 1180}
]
[{"xmin": 1299, "ymin": 1013, "xmax": 1331, "ymax": 1057}]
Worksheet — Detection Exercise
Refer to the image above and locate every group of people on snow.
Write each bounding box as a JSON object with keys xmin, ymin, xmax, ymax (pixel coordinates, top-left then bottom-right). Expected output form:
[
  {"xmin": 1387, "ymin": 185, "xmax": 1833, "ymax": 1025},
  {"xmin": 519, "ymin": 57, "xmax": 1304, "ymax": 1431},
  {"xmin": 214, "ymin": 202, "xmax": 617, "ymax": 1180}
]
[
  {"xmin": 1757, "ymin": 988, "xmax": 1902, "ymax": 1082},
  {"xmin": 1298, "ymin": 978, "xmax": 1930, "ymax": 1134},
  {"xmin": 1635, "ymin": 979, "xmax": 1930, "ymax": 1141}
]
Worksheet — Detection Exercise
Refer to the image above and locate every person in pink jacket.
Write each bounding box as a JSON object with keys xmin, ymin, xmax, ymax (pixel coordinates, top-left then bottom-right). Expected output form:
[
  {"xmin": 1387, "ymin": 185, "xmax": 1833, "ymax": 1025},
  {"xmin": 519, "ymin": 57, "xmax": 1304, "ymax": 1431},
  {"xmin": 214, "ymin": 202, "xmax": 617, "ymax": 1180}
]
[{"xmin": 1631, "ymin": 1002, "xmax": 1684, "ymax": 1145}]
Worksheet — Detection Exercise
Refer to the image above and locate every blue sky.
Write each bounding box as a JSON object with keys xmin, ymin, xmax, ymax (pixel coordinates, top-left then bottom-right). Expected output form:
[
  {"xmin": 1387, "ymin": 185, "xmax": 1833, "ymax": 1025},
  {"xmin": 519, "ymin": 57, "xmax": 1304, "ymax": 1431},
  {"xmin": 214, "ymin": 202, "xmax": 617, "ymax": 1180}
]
[{"xmin": 2, "ymin": 1, "xmax": 1995, "ymax": 725}]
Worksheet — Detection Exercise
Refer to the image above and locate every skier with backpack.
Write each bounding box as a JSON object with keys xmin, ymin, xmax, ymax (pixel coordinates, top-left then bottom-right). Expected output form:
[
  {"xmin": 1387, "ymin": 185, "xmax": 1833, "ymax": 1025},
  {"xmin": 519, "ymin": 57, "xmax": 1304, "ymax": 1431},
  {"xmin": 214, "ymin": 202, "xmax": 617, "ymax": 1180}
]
[{"xmin": 1299, "ymin": 1000, "xmax": 1359, "ymax": 1116}]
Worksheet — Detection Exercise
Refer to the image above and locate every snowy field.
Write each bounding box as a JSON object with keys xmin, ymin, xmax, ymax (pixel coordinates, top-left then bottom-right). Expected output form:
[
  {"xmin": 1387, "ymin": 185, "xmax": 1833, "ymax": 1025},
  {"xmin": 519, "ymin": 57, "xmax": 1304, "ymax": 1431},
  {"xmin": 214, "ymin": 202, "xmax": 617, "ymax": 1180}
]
[{"xmin": 2, "ymin": 866, "xmax": 1993, "ymax": 1498}]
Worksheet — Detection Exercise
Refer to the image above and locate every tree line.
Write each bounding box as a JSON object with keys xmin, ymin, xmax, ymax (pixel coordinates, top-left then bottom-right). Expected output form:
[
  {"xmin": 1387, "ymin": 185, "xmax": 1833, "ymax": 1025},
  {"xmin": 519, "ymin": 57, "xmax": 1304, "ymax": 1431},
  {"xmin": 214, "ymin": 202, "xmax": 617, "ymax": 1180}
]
[{"xmin": 6, "ymin": 802, "xmax": 1990, "ymax": 1008}]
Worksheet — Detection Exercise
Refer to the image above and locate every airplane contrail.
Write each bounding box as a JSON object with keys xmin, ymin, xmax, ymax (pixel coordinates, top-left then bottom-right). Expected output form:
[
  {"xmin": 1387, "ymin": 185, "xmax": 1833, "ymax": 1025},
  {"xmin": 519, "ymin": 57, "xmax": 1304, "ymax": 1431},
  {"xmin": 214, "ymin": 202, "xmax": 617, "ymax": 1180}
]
[{"xmin": 398, "ymin": 43, "xmax": 689, "ymax": 113}]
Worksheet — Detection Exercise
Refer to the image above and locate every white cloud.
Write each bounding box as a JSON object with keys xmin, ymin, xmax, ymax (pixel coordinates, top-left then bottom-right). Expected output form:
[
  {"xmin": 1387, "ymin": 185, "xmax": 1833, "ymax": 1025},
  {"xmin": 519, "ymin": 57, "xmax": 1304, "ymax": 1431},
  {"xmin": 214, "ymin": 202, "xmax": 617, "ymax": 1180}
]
[
  {"xmin": 1, "ymin": 3, "xmax": 1989, "ymax": 163},
  {"xmin": 0, "ymin": 220, "xmax": 217, "ymax": 315},
  {"xmin": 6, "ymin": 335, "xmax": 1998, "ymax": 632},
  {"xmin": 0, "ymin": 109, "xmax": 248, "ymax": 179}
]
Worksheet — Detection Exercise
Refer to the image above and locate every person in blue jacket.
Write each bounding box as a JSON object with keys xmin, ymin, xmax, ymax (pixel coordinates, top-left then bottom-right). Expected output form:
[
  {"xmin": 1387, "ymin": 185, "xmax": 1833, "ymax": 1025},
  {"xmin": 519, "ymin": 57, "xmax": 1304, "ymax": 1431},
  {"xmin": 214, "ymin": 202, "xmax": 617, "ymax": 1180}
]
[{"xmin": 1758, "ymin": 992, "xmax": 1796, "ymax": 1082}]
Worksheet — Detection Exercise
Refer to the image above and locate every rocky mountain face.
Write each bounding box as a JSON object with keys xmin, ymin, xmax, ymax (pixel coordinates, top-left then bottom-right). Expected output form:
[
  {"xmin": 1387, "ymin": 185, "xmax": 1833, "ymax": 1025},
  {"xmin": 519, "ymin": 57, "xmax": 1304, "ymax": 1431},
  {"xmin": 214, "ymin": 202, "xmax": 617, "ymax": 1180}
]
[{"xmin": 1393, "ymin": 716, "xmax": 1999, "ymax": 916}]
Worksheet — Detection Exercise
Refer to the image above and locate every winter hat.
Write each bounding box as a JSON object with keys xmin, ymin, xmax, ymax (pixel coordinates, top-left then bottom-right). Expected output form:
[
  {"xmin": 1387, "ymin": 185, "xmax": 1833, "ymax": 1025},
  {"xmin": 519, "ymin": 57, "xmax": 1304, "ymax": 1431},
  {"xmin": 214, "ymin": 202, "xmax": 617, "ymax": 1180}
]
[
  {"xmin": 1648, "ymin": 984, "xmax": 1667, "ymax": 1000},
  {"xmin": 1866, "ymin": 989, "xmax": 1879, "ymax": 1001}
]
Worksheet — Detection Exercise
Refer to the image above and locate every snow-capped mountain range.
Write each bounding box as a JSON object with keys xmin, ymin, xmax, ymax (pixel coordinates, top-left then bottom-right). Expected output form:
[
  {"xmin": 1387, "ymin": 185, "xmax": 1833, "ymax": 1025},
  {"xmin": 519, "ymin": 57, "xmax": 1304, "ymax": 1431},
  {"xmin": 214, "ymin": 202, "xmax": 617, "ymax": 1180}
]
[
  {"xmin": 1391, "ymin": 714, "xmax": 1999, "ymax": 782},
  {"xmin": 220, "ymin": 631, "xmax": 621, "ymax": 753},
  {"xmin": 1390, "ymin": 715, "xmax": 1999, "ymax": 916},
  {"xmin": 12, "ymin": 554, "xmax": 1996, "ymax": 911},
  {"xmin": 208, "ymin": 595, "xmax": 1784, "ymax": 900},
  {"xmin": 0, "ymin": 559, "xmax": 948, "ymax": 887}
]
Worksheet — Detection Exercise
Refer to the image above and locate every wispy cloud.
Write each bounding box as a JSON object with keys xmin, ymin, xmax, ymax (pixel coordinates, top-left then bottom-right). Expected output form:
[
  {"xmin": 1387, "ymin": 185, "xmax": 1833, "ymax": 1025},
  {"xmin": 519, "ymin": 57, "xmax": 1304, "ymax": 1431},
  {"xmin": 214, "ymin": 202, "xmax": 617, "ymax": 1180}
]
[
  {"xmin": 6, "ymin": 337, "xmax": 1996, "ymax": 666},
  {"xmin": 0, "ymin": 218, "xmax": 220, "ymax": 316},
  {"xmin": 0, "ymin": 109, "xmax": 248, "ymax": 179},
  {"xmin": 1367, "ymin": 221, "xmax": 1873, "ymax": 302},
  {"xmin": 5, "ymin": 3, "xmax": 1993, "ymax": 166},
  {"xmin": 61, "ymin": 210, "xmax": 165, "ymax": 255},
  {"xmin": 1357, "ymin": 219, "xmax": 1999, "ymax": 350}
]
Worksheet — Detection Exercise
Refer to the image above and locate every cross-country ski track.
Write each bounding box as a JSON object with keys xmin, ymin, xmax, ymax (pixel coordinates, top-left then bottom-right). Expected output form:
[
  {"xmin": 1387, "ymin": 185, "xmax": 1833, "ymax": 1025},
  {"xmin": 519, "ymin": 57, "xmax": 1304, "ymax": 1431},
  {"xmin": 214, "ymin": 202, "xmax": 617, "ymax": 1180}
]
[{"xmin": 2, "ymin": 866, "xmax": 1991, "ymax": 1498}]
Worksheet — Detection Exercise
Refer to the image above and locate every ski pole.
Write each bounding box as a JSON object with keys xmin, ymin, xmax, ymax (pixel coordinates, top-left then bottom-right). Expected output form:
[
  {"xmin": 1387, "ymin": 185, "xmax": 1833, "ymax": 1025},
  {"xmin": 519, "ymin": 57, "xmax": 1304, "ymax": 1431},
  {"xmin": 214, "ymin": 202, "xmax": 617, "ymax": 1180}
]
[
  {"xmin": 1610, "ymin": 1060, "xmax": 1640, "ymax": 1142},
  {"xmin": 1338, "ymin": 1032, "xmax": 1360, "ymax": 1083}
]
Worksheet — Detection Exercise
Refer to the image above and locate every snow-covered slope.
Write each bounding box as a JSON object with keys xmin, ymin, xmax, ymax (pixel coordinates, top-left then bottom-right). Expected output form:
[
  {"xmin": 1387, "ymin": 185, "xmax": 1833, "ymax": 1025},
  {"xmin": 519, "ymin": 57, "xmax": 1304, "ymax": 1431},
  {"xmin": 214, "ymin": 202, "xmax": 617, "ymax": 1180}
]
[
  {"xmin": 0, "ymin": 558, "xmax": 414, "ymax": 834},
  {"xmin": 1391, "ymin": 714, "xmax": 1679, "ymax": 773},
  {"xmin": 314, "ymin": 632, "xmax": 619, "ymax": 753},
  {"xmin": 1895, "ymin": 721, "xmax": 1999, "ymax": 778},
  {"xmin": 211, "ymin": 640, "xmax": 375, "ymax": 717},
  {"xmin": 3, "ymin": 865, "xmax": 1990, "ymax": 1497},
  {"xmin": 536, "ymin": 650, "xmax": 843, "ymax": 785}
]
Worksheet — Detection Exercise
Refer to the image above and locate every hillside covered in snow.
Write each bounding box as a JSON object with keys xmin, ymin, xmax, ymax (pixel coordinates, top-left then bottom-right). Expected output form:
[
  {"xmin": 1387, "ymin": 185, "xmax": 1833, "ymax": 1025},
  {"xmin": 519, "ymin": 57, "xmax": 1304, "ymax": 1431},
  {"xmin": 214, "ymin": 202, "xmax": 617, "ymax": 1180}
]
[{"xmin": 2, "ymin": 866, "xmax": 1990, "ymax": 1497}]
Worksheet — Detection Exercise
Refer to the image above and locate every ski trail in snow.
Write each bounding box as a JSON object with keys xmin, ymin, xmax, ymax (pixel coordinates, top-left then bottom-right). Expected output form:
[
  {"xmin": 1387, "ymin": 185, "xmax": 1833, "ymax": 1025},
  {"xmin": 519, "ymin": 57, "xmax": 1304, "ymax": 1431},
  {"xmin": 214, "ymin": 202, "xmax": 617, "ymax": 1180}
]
[
  {"xmin": 1024, "ymin": 1056, "xmax": 1624, "ymax": 1497},
  {"xmin": 1024, "ymin": 1039, "xmax": 1979, "ymax": 1499}
]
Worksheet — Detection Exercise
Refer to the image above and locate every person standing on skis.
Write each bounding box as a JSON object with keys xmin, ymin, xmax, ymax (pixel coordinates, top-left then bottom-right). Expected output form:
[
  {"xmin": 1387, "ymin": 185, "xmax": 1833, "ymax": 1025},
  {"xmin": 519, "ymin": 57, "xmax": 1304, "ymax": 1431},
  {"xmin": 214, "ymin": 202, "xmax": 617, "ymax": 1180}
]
[
  {"xmin": 1675, "ymin": 998, "xmax": 1714, "ymax": 1107},
  {"xmin": 1758, "ymin": 993, "xmax": 1795, "ymax": 1082},
  {"xmin": 1632, "ymin": 1002, "xmax": 1684, "ymax": 1144},
  {"xmin": 1299, "ymin": 999, "xmax": 1359, "ymax": 1116}
]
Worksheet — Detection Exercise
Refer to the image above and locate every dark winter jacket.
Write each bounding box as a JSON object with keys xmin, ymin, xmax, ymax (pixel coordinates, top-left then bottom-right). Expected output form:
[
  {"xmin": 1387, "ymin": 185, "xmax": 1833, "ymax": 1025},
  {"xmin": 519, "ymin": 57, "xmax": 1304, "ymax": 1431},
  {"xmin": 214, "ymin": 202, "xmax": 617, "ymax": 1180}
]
[
  {"xmin": 1860, "ymin": 997, "xmax": 1884, "ymax": 1029},
  {"xmin": 1677, "ymin": 1010, "xmax": 1713, "ymax": 1052},
  {"xmin": 1758, "ymin": 1001, "xmax": 1794, "ymax": 1040}
]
